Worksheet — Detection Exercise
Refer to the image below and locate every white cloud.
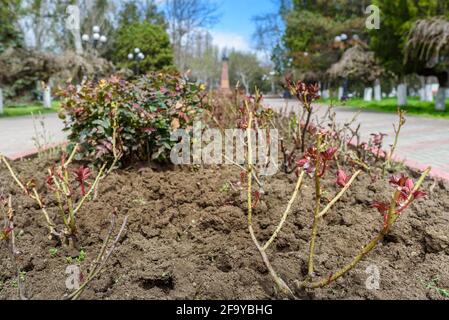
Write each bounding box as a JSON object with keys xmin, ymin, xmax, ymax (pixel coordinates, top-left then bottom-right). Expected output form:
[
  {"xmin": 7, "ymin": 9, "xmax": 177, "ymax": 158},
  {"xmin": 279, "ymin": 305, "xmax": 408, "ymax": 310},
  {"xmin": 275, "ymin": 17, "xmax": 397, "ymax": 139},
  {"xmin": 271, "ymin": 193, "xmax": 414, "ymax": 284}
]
[{"xmin": 210, "ymin": 31, "xmax": 251, "ymax": 52}]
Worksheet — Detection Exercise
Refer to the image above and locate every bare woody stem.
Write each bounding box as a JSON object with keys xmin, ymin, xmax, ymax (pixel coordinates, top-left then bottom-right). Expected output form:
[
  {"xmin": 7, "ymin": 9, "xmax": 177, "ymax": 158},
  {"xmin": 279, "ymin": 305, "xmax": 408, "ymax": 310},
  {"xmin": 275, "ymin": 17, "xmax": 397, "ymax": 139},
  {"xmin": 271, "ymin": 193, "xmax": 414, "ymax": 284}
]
[
  {"xmin": 246, "ymin": 101, "xmax": 254, "ymax": 227},
  {"xmin": 385, "ymin": 108, "xmax": 405, "ymax": 170},
  {"xmin": 308, "ymin": 134, "xmax": 322, "ymax": 277},
  {"xmin": 301, "ymin": 105, "xmax": 312, "ymax": 153},
  {"xmin": 263, "ymin": 170, "xmax": 305, "ymax": 251},
  {"xmin": 317, "ymin": 170, "xmax": 362, "ymax": 219},
  {"xmin": 249, "ymin": 225, "xmax": 295, "ymax": 298},
  {"xmin": 69, "ymin": 214, "xmax": 128, "ymax": 300},
  {"xmin": 245, "ymin": 103, "xmax": 295, "ymax": 298},
  {"xmin": 300, "ymin": 167, "xmax": 431, "ymax": 289}
]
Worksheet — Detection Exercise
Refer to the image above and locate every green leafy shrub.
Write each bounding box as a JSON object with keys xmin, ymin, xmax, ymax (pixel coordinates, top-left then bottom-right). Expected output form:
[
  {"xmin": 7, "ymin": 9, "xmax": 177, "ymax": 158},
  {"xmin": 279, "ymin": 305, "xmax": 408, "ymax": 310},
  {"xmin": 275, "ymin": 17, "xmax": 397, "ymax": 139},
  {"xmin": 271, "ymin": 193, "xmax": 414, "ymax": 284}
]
[
  {"xmin": 113, "ymin": 21, "xmax": 174, "ymax": 73},
  {"xmin": 58, "ymin": 73, "xmax": 208, "ymax": 165}
]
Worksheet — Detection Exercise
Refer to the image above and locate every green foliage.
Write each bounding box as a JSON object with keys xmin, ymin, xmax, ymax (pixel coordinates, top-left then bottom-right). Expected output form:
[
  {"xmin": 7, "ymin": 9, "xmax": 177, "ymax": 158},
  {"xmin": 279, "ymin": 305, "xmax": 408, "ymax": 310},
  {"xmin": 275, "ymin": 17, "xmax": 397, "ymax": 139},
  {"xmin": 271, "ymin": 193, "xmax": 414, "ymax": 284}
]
[
  {"xmin": 113, "ymin": 21, "xmax": 174, "ymax": 73},
  {"xmin": 49, "ymin": 248, "xmax": 58, "ymax": 257},
  {"xmin": 370, "ymin": 0, "xmax": 449, "ymax": 77},
  {"xmin": 283, "ymin": 2, "xmax": 365, "ymax": 79},
  {"xmin": 58, "ymin": 73, "xmax": 208, "ymax": 165},
  {"xmin": 0, "ymin": 101, "xmax": 60, "ymax": 118},
  {"xmin": 320, "ymin": 97, "xmax": 449, "ymax": 118},
  {"xmin": 118, "ymin": 0, "xmax": 166, "ymax": 27},
  {"xmin": 0, "ymin": 0, "xmax": 23, "ymax": 53},
  {"xmin": 292, "ymin": 0, "xmax": 364, "ymax": 18},
  {"xmin": 228, "ymin": 51, "xmax": 270, "ymax": 94}
]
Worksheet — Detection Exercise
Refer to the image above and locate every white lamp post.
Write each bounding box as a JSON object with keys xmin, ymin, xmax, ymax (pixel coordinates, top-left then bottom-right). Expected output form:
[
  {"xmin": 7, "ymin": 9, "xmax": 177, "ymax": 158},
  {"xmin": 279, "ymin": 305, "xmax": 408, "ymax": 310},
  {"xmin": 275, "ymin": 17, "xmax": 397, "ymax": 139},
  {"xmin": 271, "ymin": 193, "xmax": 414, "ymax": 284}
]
[
  {"xmin": 82, "ymin": 25, "xmax": 108, "ymax": 56},
  {"xmin": 128, "ymin": 48, "xmax": 145, "ymax": 75}
]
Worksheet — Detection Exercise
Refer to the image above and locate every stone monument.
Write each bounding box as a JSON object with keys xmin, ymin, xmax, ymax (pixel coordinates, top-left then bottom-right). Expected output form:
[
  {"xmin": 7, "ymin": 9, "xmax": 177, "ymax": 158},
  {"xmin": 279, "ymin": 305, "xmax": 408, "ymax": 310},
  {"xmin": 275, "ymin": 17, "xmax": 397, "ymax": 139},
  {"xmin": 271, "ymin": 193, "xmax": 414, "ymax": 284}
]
[{"xmin": 220, "ymin": 55, "xmax": 231, "ymax": 94}]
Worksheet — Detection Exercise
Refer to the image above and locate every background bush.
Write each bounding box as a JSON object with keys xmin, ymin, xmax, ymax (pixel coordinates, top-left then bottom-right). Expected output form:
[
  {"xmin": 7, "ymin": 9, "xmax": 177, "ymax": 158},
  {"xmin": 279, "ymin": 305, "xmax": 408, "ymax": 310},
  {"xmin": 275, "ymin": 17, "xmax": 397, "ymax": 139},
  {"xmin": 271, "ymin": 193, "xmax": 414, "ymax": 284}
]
[
  {"xmin": 58, "ymin": 73, "xmax": 208, "ymax": 165},
  {"xmin": 113, "ymin": 21, "xmax": 175, "ymax": 74}
]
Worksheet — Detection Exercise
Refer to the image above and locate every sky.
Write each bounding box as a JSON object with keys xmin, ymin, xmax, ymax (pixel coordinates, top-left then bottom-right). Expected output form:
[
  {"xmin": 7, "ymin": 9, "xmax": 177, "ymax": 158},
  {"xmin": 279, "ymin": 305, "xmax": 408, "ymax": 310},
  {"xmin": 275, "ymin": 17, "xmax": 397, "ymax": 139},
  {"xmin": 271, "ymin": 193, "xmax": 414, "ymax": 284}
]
[{"xmin": 209, "ymin": 0, "xmax": 278, "ymax": 52}]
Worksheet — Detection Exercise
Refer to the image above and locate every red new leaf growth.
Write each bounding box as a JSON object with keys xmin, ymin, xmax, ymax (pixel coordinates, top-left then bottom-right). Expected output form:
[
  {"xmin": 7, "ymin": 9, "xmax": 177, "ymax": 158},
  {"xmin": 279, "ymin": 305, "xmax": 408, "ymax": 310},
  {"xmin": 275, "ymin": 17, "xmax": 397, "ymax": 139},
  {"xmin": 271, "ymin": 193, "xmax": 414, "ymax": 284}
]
[
  {"xmin": 371, "ymin": 173, "xmax": 427, "ymax": 228},
  {"xmin": 336, "ymin": 169, "xmax": 349, "ymax": 188},
  {"xmin": 297, "ymin": 146, "xmax": 337, "ymax": 177},
  {"xmin": 371, "ymin": 133, "xmax": 387, "ymax": 147},
  {"xmin": 240, "ymin": 171, "xmax": 247, "ymax": 184},
  {"xmin": 0, "ymin": 227, "xmax": 13, "ymax": 241},
  {"xmin": 286, "ymin": 79, "xmax": 321, "ymax": 106},
  {"xmin": 252, "ymin": 191, "xmax": 261, "ymax": 209},
  {"xmin": 74, "ymin": 166, "xmax": 92, "ymax": 196}
]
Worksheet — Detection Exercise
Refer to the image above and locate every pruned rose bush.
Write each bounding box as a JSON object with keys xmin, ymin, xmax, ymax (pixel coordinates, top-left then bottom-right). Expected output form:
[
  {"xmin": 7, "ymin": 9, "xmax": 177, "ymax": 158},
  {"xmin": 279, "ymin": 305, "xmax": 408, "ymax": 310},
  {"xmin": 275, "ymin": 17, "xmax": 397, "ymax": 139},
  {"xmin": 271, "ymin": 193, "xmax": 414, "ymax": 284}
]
[
  {"xmin": 57, "ymin": 73, "xmax": 208, "ymax": 165},
  {"xmin": 229, "ymin": 82, "xmax": 430, "ymax": 298}
]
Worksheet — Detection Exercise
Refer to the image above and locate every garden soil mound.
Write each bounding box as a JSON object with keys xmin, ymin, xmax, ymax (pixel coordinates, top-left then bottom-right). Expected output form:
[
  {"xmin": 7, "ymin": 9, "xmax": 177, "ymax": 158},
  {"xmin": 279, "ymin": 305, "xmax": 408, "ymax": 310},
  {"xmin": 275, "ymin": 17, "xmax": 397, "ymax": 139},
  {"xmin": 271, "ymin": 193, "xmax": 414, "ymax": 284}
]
[{"xmin": 1, "ymin": 156, "xmax": 449, "ymax": 300}]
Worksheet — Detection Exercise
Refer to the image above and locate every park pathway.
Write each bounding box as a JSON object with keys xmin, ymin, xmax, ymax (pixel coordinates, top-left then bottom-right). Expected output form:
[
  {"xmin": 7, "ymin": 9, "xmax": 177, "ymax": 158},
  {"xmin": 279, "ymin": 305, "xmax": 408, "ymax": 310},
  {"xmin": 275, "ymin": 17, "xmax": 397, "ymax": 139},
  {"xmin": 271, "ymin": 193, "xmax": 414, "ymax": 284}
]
[
  {"xmin": 265, "ymin": 98, "xmax": 449, "ymax": 181},
  {"xmin": 0, "ymin": 101, "xmax": 448, "ymax": 180},
  {"xmin": 0, "ymin": 113, "xmax": 66, "ymax": 159}
]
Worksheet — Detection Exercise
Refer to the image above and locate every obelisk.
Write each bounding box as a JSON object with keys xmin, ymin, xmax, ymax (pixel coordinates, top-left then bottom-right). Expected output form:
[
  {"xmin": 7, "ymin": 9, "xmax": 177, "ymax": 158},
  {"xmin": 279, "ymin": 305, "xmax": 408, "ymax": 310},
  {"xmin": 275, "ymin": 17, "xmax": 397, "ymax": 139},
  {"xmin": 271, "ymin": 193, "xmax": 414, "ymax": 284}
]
[{"xmin": 220, "ymin": 55, "xmax": 231, "ymax": 94}]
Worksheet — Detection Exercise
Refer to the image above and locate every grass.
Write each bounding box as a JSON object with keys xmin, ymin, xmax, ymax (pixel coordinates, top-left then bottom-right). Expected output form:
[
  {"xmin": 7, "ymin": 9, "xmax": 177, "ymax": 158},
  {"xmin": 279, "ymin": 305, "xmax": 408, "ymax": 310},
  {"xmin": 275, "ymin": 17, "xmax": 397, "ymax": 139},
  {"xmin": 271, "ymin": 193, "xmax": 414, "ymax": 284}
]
[
  {"xmin": 319, "ymin": 97, "xmax": 449, "ymax": 119},
  {"xmin": 0, "ymin": 101, "xmax": 60, "ymax": 118}
]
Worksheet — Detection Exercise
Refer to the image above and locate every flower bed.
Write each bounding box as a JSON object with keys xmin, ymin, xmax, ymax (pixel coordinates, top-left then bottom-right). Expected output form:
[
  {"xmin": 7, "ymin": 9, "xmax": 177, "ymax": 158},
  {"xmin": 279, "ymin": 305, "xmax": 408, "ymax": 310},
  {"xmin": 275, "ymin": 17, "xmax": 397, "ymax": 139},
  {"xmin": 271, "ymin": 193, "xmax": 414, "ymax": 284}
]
[{"xmin": 1, "ymin": 77, "xmax": 448, "ymax": 300}]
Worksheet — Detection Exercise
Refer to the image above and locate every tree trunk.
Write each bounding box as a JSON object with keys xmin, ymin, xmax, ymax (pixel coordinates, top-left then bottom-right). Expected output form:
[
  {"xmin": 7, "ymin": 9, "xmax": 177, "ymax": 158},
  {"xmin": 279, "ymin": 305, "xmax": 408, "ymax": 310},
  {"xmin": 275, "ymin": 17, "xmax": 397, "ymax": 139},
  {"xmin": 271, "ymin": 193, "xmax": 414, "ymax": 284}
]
[
  {"xmin": 374, "ymin": 79, "xmax": 381, "ymax": 101},
  {"xmin": 419, "ymin": 76, "xmax": 426, "ymax": 101},
  {"xmin": 425, "ymin": 79, "xmax": 434, "ymax": 102},
  {"xmin": 435, "ymin": 86, "xmax": 447, "ymax": 111},
  {"xmin": 0, "ymin": 87, "xmax": 3, "ymax": 115},
  {"xmin": 337, "ymin": 86, "xmax": 344, "ymax": 100},
  {"xmin": 363, "ymin": 87, "xmax": 373, "ymax": 102},
  {"xmin": 397, "ymin": 83, "xmax": 407, "ymax": 107},
  {"xmin": 43, "ymin": 84, "xmax": 52, "ymax": 109}
]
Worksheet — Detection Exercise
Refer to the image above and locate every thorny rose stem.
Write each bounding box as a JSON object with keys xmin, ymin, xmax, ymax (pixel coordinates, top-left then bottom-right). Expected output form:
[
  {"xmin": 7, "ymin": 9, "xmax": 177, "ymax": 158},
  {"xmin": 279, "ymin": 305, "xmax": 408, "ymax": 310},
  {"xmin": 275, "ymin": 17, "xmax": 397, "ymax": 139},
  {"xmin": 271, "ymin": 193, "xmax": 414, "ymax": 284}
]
[
  {"xmin": 307, "ymin": 134, "xmax": 322, "ymax": 277},
  {"xmin": 299, "ymin": 167, "xmax": 431, "ymax": 289},
  {"xmin": 384, "ymin": 108, "xmax": 406, "ymax": 172},
  {"xmin": 0, "ymin": 154, "xmax": 58, "ymax": 237},
  {"xmin": 245, "ymin": 101, "xmax": 295, "ymax": 298}
]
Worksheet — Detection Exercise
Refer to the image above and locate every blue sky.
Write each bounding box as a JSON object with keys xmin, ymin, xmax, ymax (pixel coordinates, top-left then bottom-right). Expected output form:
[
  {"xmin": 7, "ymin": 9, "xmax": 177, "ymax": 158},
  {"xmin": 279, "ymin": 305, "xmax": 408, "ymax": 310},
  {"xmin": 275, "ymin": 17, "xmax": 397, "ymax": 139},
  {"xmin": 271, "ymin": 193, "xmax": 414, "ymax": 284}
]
[{"xmin": 209, "ymin": 0, "xmax": 278, "ymax": 52}]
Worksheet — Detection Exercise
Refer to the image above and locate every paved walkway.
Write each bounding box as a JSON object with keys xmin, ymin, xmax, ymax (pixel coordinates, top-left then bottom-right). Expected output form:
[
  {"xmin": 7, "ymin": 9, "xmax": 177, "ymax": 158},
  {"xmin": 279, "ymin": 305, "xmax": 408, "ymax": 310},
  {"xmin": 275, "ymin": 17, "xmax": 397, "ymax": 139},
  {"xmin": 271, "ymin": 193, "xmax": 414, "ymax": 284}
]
[
  {"xmin": 0, "ymin": 113, "xmax": 66, "ymax": 159},
  {"xmin": 1, "ymin": 101, "xmax": 448, "ymax": 180},
  {"xmin": 265, "ymin": 98, "xmax": 449, "ymax": 180}
]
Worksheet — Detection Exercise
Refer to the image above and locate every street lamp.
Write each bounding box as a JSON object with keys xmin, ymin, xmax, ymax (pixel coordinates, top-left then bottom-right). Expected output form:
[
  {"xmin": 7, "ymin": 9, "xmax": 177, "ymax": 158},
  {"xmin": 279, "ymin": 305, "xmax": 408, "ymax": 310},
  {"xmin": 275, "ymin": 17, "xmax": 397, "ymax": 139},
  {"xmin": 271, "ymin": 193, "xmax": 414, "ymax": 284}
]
[
  {"xmin": 128, "ymin": 48, "xmax": 145, "ymax": 75},
  {"xmin": 82, "ymin": 25, "xmax": 107, "ymax": 56}
]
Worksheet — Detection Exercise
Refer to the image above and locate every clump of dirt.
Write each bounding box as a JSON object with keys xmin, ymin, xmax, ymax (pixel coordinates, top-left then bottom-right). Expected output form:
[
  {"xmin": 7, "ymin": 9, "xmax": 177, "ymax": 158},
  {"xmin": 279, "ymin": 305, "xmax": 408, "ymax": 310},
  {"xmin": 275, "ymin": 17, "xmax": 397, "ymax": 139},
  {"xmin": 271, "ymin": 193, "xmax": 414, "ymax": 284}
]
[{"xmin": 1, "ymin": 153, "xmax": 449, "ymax": 300}]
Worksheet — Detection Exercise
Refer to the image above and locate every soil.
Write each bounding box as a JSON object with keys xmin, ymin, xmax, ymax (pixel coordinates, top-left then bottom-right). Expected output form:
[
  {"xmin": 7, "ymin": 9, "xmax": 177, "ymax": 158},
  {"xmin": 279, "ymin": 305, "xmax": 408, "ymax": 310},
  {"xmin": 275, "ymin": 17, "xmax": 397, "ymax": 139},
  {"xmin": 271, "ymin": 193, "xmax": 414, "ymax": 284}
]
[{"xmin": 1, "ymin": 152, "xmax": 449, "ymax": 300}]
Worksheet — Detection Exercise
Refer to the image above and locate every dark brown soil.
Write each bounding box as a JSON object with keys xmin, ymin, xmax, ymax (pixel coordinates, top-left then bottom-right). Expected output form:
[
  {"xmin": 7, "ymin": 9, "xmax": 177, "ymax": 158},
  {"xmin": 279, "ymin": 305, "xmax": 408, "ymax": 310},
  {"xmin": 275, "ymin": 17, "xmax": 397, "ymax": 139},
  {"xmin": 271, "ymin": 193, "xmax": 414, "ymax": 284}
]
[{"xmin": 1, "ymin": 154, "xmax": 449, "ymax": 300}]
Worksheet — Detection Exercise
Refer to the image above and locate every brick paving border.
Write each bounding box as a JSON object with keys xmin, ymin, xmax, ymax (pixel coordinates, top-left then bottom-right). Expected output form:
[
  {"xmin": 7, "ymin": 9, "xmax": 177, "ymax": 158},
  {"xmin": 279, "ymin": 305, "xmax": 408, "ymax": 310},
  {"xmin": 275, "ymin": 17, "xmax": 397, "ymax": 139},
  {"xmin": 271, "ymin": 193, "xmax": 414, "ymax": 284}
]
[{"xmin": 265, "ymin": 98, "xmax": 449, "ymax": 182}]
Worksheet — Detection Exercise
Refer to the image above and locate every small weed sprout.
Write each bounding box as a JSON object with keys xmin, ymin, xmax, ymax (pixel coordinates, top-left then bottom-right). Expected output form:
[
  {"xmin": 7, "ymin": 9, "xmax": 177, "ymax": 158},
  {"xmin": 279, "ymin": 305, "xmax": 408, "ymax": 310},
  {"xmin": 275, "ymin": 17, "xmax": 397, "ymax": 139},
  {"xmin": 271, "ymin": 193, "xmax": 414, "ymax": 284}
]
[
  {"xmin": 49, "ymin": 248, "xmax": 58, "ymax": 257},
  {"xmin": 425, "ymin": 277, "xmax": 449, "ymax": 298}
]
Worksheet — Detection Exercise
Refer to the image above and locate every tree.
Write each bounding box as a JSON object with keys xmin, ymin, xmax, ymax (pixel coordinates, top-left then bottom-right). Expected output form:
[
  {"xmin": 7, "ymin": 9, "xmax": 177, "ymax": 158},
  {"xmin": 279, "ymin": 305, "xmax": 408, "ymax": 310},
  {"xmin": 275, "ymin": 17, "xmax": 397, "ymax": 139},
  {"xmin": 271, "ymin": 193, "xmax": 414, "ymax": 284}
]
[
  {"xmin": 370, "ymin": 0, "xmax": 449, "ymax": 106},
  {"xmin": 283, "ymin": 0, "xmax": 365, "ymax": 85},
  {"xmin": 228, "ymin": 51, "xmax": 266, "ymax": 94},
  {"xmin": 118, "ymin": 0, "xmax": 166, "ymax": 27},
  {"xmin": 163, "ymin": 0, "xmax": 221, "ymax": 71},
  {"xmin": 405, "ymin": 17, "xmax": 449, "ymax": 110},
  {"xmin": 184, "ymin": 31, "xmax": 221, "ymax": 88},
  {"xmin": 0, "ymin": 0, "xmax": 22, "ymax": 53},
  {"xmin": 114, "ymin": 21, "xmax": 174, "ymax": 73}
]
